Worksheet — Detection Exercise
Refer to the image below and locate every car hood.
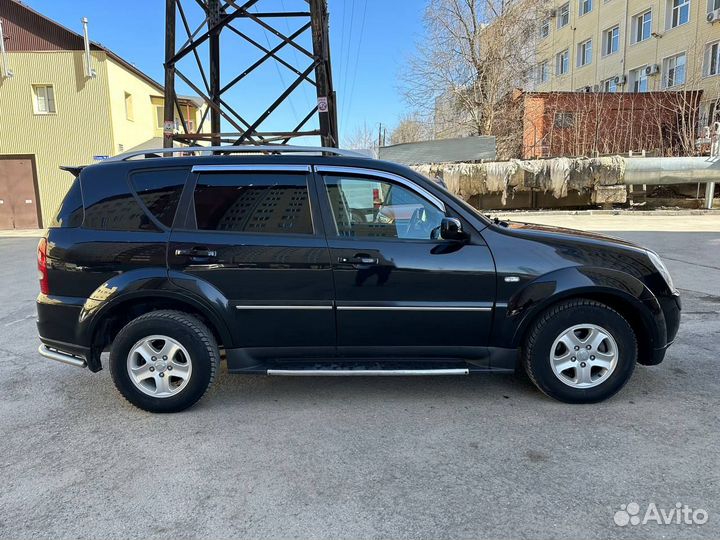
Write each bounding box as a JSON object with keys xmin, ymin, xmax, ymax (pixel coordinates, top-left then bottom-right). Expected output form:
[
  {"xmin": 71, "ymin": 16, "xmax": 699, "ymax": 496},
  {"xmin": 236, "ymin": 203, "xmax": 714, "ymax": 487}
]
[{"xmin": 501, "ymin": 220, "xmax": 646, "ymax": 252}]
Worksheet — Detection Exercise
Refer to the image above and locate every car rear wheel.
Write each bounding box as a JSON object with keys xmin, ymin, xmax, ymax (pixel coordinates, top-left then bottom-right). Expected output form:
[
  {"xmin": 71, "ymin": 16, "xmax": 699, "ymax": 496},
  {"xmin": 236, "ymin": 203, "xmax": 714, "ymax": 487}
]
[
  {"xmin": 109, "ymin": 310, "xmax": 219, "ymax": 413},
  {"xmin": 523, "ymin": 299, "xmax": 637, "ymax": 403}
]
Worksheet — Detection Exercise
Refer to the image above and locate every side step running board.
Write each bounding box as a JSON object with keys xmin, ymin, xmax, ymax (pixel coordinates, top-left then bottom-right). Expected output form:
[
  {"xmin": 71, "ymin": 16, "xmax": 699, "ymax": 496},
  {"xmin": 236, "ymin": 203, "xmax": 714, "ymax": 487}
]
[{"xmin": 267, "ymin": 368, "xmax": 469, "ymax": 376}]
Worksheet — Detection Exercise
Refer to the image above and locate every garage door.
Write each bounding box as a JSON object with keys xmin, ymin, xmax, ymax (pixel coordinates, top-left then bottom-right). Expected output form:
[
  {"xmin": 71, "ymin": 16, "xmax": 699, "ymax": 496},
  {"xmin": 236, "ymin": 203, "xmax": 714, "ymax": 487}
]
[{"xmin": 0, "ymin": 156, "xmax": 40, "ymax": 229}]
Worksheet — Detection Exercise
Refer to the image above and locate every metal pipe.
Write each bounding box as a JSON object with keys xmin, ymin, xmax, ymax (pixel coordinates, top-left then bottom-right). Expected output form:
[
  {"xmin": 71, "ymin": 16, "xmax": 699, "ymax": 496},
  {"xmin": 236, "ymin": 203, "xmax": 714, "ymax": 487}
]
[
  {"xmin": 81, "ymin": 17, "xmax": 95, "ymax": 78},
  {"xmin": 622, "ymin": 157, "xmax": 720, "ymax": 187},
  {"xmin": 38, "ymin": 345, "xmax": 87, "ymax": 368},
  {"xmin": 0, "ymin": 19, "xmax": 13, "ymax": 78}
]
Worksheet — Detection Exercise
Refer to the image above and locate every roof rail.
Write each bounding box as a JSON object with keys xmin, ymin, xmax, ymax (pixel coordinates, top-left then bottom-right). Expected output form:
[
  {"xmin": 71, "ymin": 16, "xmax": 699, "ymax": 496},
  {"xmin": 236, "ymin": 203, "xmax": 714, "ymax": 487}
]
[{"xmin": 104, "ymin": 145, "xmax": 372, "ymax": 162}]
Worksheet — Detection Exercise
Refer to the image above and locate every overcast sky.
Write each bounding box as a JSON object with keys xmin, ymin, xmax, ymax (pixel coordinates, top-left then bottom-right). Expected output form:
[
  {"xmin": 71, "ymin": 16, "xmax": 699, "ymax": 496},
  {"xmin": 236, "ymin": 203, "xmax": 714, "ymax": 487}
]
[{"xmin": 22, "ymin": 0, "xmax": 426, "ymax": 145}]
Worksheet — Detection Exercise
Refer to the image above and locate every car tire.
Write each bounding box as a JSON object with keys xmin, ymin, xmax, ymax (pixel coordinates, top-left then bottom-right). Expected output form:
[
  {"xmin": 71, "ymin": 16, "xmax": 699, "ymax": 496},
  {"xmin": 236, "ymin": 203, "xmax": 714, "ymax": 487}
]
[
  {"xmin": 109, "ymin": 310, "xmax": 219, "ymax": 413},
  {"xmin": 523, "ymin": 299, "xmax": 637, "ymax": 403}
]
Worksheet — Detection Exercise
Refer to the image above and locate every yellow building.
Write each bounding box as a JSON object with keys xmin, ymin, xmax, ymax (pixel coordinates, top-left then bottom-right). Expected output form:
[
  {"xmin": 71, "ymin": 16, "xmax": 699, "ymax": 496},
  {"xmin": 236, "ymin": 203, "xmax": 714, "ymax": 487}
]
[
  {"xmin": 534, "ymin": 0, "xmax": 720, "ymax": 124},
  {"xmin": 0, "ymin": 0, "xmax": 205, "ymax": 229}
]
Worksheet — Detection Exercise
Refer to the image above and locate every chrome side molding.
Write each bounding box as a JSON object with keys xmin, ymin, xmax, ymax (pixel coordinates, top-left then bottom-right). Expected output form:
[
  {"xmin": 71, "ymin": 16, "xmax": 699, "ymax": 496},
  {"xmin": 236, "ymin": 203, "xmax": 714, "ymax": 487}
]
[
  {"xmin": 38, "ymin": 344, "xmax": 87, "ymax": 368},
  {"xmin": 267, "ymin": 368, "xmax": 469, "ymax": 376}
]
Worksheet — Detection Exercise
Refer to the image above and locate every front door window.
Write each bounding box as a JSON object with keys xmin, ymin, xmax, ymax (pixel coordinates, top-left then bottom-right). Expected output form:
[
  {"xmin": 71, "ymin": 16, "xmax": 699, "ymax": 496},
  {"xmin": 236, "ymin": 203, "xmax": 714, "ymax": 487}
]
[{"xmin": 323, "ymin": 175, "xmax": 445, "ymax": 240}]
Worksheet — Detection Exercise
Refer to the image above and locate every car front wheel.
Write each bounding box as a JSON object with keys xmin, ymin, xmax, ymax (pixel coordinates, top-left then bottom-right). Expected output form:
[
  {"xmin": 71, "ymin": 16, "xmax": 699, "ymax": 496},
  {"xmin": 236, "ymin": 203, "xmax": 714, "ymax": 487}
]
[
  {"xmin": 109, "ymin": 310, "xmax": 219, "ymax": 413},
  {"xmin": 523, "ymin": 299, "xmax": 637, "ymax": 403}
]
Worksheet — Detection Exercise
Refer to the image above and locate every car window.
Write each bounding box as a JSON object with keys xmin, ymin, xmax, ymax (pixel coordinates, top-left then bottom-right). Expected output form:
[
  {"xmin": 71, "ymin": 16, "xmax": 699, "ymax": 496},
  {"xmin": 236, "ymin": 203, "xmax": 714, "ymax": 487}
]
[
  {"xmin": 193, "ymin": 172, "xmax": 313, "ymax": 234},
  {"xmin": 322, "ymin": 175, "xmax": 445, "ymax": 240},
  {"xmin": 131, "ymin": 168, "xmax": 186, "ymax": 228}
]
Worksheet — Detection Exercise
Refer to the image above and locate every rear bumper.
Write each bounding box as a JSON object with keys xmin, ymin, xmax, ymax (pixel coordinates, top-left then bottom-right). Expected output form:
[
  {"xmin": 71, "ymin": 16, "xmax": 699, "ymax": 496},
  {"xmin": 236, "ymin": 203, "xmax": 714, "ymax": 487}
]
[{"xmin": 37, "ymin": 293, "xmax": 97, "ymax": 370}]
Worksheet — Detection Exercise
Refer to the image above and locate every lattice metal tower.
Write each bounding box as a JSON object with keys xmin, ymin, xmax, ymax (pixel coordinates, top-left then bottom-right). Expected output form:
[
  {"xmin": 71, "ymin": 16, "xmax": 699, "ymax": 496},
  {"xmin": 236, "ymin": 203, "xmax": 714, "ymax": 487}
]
[{"xmin": 163, "ymin": 0, "xmax": 338, "ymax": 148}]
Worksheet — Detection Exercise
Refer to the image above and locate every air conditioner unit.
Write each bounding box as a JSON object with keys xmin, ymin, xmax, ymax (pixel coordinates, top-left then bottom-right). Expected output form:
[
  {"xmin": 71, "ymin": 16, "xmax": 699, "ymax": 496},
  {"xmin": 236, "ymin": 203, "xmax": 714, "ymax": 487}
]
[
  {"xmin": 645, "ymin": 64, "xmax": 660, "ymax": 76},
  {"xmin": 707, "ymin": 9, "xmax": 720, "ymax": 22},
  {"xmin": 592, "ymin": 84, "xmax": 600, "ymax": 92},
  {"xmin": 614, "ymin": 75, "xmax": 627, "ymax": 85},
  {"xmin": 579, "ymin": 85, "xmax": 592, "ymax": 93}
]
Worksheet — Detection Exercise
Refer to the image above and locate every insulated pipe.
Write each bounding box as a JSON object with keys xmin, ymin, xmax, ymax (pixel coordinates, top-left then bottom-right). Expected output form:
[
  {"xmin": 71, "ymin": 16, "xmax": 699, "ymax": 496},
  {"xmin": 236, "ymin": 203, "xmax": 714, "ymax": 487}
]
[{"xmin": 622, "ymin": 157, "xmax": 720, "ymax": 184}]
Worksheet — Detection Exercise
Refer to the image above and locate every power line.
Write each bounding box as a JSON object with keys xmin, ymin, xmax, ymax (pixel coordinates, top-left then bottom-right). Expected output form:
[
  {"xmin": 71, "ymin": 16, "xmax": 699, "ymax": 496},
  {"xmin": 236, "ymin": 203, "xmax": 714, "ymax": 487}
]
[{"xmin": 342, "ymin": 0, "xmax": 367, "ymax": 134}]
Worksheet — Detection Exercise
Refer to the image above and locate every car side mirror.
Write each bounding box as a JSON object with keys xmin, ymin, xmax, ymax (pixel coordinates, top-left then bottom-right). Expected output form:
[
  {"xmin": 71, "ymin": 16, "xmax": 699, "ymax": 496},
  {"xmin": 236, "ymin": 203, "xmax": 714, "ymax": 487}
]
[{"xmin": 440, "ymin": 217, "xmax": 467, "ymax": 241}]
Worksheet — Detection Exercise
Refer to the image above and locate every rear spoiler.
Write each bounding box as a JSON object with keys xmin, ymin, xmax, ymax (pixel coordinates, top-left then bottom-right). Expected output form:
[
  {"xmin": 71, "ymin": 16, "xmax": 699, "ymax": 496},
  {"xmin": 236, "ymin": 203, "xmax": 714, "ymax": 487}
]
[{"xmin": 59, "ymin": 165, "xmax": 86, "ymax": 177}]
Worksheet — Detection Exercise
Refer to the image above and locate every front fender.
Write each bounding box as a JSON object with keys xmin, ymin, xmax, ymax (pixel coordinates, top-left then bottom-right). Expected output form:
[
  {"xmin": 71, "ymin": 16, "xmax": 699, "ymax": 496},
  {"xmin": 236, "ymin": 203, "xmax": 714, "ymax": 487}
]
[{"xmin": 494, "ymin": 266, "xmax": 665, "ymax": 350}]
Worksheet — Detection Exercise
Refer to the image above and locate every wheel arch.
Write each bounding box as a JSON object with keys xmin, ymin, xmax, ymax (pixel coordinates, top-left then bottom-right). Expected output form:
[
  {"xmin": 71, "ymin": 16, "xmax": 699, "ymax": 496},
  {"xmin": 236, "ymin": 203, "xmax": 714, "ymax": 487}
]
[
  {"xmin": 505, "ymin": 267, "xmax": 665, "ymax": 366},
  {"xmin": 82, "ymin": 292, "xmax": 232, "ymax": 371}
]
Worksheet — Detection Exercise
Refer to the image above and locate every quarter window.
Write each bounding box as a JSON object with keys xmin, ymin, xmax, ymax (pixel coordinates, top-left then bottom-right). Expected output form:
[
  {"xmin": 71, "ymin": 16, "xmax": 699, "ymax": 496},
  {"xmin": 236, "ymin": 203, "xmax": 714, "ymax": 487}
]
[
  {"xmin": 32, "ymin": 84, "xmax": 56, "ymax": 114},
  {"xmin": 322, "ymin": 175, "xmax": 445, "ymax": 240},
  {"xmin": 193, "ymin": 172, "xmax": 313, "ymax": 234},
  {"xmin": 131, "ymin": 169, "xmax": 187, "ymax": 228}
]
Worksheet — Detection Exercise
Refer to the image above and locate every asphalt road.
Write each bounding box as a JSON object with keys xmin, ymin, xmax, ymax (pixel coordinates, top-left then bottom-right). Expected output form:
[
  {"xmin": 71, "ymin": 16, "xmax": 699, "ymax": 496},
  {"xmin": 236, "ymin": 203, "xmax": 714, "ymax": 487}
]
[{"xmin": 0, "ymin": 232, "xmax": 718, "ymax": 540}]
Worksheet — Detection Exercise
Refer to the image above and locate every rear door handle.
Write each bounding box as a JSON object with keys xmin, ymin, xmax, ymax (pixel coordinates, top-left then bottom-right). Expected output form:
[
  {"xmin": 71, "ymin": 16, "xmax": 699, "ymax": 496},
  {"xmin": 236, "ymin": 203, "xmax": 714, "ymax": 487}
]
[{"xmin": 175, "ymin": 248, "xmax": 217, "ymax": 258}]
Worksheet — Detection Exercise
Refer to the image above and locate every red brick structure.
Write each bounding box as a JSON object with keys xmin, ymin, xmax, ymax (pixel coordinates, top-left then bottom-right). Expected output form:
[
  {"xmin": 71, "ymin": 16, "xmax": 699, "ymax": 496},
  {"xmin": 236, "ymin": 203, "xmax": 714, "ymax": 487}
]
[{"xmin": 513, "ymin": 90, "xmax": 702, "ymax": 159}]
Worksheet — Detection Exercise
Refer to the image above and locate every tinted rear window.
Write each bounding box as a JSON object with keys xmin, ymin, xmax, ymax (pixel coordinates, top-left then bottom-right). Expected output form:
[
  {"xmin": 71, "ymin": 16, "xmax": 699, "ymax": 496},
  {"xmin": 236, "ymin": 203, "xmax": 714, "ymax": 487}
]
[
  {"xmin": 131, "ymin": 169, "xmax": 186, "ymax": 228},
  {"xmin": 49, "ymin": 177, "xmax": 84, "ymax": 228},
  {"xmin": 193, "ymin": 172, "xmax": 313, "ymax": 234}
]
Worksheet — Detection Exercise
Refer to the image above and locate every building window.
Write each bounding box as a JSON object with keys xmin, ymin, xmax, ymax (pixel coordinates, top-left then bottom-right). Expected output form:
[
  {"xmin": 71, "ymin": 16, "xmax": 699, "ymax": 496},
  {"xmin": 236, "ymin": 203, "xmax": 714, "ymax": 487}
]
[
  {"xmin": 554, "ymin": 112, "xmax": 575, "ymax": 128},
  {"xmin": 603, "ymin": 26, "xmax": 620, "ymax": 56},
  {"xmin": 556, "ymin": 49, "xmax": 570, "ymax": 75},
  {"xmin": 538, "ymin": 61, "xmax": 550, "ymax": 83},
  {"xmin": 602, "ymin": 78, "xmax": 619, "ymax": 92},
  {"xmin": 632, "ymin": 10, "xmax": 652, "ymax": 43},
  {"xmin": 577, "ymin": 39, "xmax": 592, "ymax": 67},
  {"xmin": 630, "ymin": 66, "xmax": 649, "ymax": 92},
  {"xmin": 540, "ymin": 19, "xmax": 550, "ymax": 38},
  {"xmin": 668, "ymin": 0, "xmax": 690, "ymax": 29},
  {"xmin": 706, "ymin": 41, "xmax": 720, "ymax": 76},
  {"xmin": 558, "ymin": 3, "xmax": 570, "ymax": 27},
  {"xmin": 579, "ymin": 0, "xmax": 593, "ymax": 15},
  {"xmin": 710, "ymin": 0, "xmax": 720, "ymax": 13},
  {"xmin": 124, "ymin": 92, "xmax": 134, "ymax": 121},
  {"xmin": 663, "ymin": 52, "xmax": 686, "ymax": 87},
  {"xmin": 32, "ymin": 84, "xmax": 56, "ymax": 114}
]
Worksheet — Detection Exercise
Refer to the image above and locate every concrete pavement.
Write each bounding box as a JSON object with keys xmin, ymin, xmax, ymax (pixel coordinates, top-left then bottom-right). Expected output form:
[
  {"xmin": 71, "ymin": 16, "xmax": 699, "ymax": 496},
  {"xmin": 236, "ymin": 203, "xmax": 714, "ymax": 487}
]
[{"xmin": 0, "ymin": 230, "xmax": 718, "ymax": 539}]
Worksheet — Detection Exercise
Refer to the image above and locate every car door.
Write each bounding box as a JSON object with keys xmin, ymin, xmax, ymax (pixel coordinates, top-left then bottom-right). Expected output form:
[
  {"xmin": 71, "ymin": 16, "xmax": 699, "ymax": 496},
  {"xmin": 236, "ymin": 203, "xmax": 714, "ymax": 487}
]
[
  {"xmin": 314, "ymin": 165, "xmax": 496, "ymax": 361},
  {"xmin": 168, "ymin": 164, "xmax": 335, "ymax": 357}
]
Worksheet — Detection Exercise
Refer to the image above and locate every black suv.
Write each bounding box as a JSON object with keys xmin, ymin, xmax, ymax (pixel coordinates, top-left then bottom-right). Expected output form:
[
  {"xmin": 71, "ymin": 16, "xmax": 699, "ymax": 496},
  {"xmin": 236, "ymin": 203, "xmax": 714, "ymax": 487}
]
[{"xmin": 37, "ymin": 146, "xmax": 681, "ymax": 412}]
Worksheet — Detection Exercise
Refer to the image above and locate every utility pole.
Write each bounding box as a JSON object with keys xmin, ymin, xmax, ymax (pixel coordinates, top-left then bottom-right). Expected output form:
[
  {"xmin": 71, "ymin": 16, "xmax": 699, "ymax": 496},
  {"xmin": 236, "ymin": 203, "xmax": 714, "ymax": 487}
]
[{"xmin": 164, "ymin": 0, "xmax": 339, "ymax": 148}]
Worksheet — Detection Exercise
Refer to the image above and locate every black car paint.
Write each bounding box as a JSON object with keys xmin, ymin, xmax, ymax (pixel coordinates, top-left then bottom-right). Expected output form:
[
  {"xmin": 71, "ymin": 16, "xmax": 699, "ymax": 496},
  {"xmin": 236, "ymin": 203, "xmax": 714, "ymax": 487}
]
[{"xmin": 37, "ymin": 155, "xmax": 681, "ymax": 373}]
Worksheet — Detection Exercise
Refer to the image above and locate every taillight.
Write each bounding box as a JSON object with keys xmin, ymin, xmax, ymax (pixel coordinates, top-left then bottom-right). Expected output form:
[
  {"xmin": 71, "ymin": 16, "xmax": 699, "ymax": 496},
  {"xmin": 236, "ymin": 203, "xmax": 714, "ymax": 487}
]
[{"xmin": 37, "ymin": 237, "xmax": 49, "ymax": 295}]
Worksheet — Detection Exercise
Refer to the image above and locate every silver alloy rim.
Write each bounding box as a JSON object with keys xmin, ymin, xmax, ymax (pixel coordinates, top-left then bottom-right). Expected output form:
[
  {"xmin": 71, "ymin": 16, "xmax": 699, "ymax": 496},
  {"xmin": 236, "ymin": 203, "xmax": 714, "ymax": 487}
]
[
  {"xmin": 549, "ymin": 324, "xmax": 618, "ymax": 389},
  {"xmin": 127, "ymin": 335, "xmax": 192, "ymax": 398}
]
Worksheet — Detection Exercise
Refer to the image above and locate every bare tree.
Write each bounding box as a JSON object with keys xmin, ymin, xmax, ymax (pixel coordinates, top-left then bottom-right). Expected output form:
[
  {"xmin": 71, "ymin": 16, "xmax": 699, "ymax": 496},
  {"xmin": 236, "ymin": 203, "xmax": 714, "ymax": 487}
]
[
  {"xmin": 342, "ymin": 122, "xmax": 377, "ymax": 153},
  {"xmin": 401, "ymin": 0, "xmax": 544, "ymax": 142},
  {"xmin": 389, "ymin": 114, "xmax": 430, "ymax": 145}
]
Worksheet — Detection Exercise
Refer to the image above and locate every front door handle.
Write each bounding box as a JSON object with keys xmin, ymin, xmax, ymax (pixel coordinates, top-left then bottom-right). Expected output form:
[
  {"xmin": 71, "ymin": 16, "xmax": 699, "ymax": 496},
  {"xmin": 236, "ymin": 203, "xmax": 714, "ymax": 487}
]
[
  {"xmin": 338, "ymin": 254, "xmax": 378, "ymax": 265},
  {"xmin": 175, "ymin": 248, "xmax": 218, "ymax": 258}
]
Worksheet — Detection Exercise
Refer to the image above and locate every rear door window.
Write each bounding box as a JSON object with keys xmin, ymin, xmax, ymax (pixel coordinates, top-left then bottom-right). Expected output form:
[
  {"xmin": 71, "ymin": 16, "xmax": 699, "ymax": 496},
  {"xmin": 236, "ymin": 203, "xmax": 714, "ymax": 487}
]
[{"xmin": 192, "ymin": 172, "xmax": 314, "ymax": 234}]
